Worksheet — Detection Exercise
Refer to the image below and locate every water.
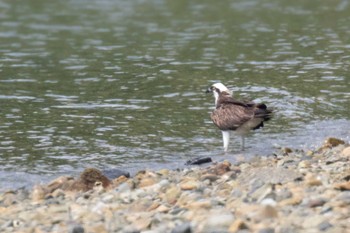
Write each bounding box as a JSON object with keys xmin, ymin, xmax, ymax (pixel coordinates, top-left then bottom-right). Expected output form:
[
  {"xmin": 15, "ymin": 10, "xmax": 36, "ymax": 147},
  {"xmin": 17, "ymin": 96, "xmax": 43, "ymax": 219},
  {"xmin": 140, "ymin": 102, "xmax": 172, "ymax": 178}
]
[{"xmin": 0, "ymin": 0, "xmax": 349, "ymax": 192}]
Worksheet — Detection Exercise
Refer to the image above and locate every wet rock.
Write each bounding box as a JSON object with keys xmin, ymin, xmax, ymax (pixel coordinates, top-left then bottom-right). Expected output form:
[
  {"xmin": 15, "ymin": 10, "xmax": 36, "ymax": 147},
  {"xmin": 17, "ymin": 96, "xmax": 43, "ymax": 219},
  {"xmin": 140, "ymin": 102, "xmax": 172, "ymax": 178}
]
[
  {"xmin": 322, "ymin": 137, "xmax": 345, "ymax": 149},
  {"xmin": 281, "ymin": 147, "xmax": 293, "ymax": 154},
  {"xmin": 185, "ymin": 157, "xmax": 212, "ymax": 165},
  {"xmin": 102, "ymin": 168, "xmax": 130, "ymax": 180},
  {"xmin": 171, "ymin": 222, "xmax": 192, "ymax": 233}
]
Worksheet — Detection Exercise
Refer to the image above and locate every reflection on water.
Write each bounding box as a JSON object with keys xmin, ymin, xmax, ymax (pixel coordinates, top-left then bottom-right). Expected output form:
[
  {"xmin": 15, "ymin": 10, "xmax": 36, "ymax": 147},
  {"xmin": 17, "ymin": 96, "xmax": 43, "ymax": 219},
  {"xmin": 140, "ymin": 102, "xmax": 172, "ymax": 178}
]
[{"xmin": 0, "ymin": 0, "xmax": 349, "ymax": 191}]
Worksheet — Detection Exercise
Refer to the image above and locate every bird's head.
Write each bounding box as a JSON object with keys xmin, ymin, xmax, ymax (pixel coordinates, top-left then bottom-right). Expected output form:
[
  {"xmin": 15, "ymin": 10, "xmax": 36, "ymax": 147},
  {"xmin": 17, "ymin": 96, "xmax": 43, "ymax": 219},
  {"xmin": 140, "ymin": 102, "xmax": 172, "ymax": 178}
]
[{"xmin": 206, "ymin": 83, "xmax": 232, "ymax": 105}]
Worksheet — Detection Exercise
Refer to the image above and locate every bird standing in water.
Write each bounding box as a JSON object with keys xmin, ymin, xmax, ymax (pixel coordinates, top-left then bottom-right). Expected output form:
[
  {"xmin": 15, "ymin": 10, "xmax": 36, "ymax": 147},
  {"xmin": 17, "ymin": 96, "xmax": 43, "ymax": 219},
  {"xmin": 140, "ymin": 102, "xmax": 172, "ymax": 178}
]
[{"xmin": 206, "ymin": 83, "xmax": 273, "ymax": 152}]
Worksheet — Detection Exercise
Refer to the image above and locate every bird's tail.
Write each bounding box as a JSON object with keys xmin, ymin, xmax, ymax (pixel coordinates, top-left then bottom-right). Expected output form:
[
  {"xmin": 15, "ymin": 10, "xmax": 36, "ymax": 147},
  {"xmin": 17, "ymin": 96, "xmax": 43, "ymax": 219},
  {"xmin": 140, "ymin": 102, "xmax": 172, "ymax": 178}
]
[{"xmin": 255, "ymin": 104, "xmax": 273, "ymax": 121}]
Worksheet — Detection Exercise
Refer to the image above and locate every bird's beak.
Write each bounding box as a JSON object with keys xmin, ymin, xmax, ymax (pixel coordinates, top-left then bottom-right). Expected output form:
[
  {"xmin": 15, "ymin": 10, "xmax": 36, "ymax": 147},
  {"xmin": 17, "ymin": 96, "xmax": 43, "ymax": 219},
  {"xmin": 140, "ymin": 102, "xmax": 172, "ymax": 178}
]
[{"xmin": 205, "ymin": 87, "xmax": 212, "ymax": 93}]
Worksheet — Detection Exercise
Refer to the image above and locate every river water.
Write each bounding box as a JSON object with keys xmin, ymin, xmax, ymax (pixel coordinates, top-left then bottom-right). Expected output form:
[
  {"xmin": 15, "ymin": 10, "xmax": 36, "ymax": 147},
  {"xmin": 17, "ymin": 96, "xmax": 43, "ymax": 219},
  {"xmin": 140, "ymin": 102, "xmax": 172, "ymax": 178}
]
[{"xmin": 0, "ymin": 0, "xmax": 349, "ymax": 191}]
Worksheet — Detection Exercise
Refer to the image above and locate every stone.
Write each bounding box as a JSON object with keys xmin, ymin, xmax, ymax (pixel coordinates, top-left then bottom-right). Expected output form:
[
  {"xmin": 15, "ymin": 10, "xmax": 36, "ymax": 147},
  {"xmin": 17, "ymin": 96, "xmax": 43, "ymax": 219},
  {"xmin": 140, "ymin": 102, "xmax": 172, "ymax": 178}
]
[
  {"xmin": 157, "ymin": 169, "xmax": 170, "ymax": 176},
  {"xmin": 228, "ymin": 219, "xmax": 248, "ymax": 232},
  {"xmin": 305, "ymin": 173, "xmax": 322, "ymax": 186},
  {"xmin": 200, "ymin": 174, "xmax": 220, "ymax": 182},
  {"xmin": 47, "ymin": 176, "xmax": 75, "ymax": 192},
  {"xmin": 138, "ymin": 178, "xmax": 157, "ymax": 188},
  {"xmin": 187, "ymin": 200, "xmax": 211, "ymax": 209},
  {"xmin": 302, "ymin": 215, "xmax": 326, "ymax": 228},
  {"xmin": 298, "ymin": 160, "xmax": 311, "ymax": 169},
  {"xmin": 69, "ymin": 224, "xmax": 85, "ymax": 233},
  {"xmin": 155, "ymin": 204, "xmax": 170, "ymax": 213},
  {"xmin": 208, "ymin": 161, "xmax": 231, "ymax": 175},
  {"xmin": 171, "ymin": 222, "xmax": 192, "ymax": 233},
  {"xmin": 259, "ymin": 205, "xmax": 278, "ymax": 219},
  {"xmin": 281, "ymin": 147, "xmax": 293, "ymax": 154},
  {"xmin": 333, "ymin": 181, "xmax": 350, "ymax": 191},
  {"xmin": 322, "ymin": 137, "xmax": 345, "ymax": 148},
  {"xmin": 180, "ymin": 180, "xmax": 200, "ymax": 190},
  {"xmin": 258, "ymin": 228, "xmax": 275, "ymax": 233},
  {"xmin": 318, "ymin": 221, "xmax": 333, "ymax": 231},
  {"xmin": 164, "ymin": 186, "xmax": 181, "ymax": 204},
  {"xmin": 206, "ymin": 212, "xmax": 235, "ymax": 228},
  {"xmin": 185, "ymin": 157, "xmax": 212, "ymax": 165},
  {"xmin": 102, "ymin": 168, "xmax": 130, "ymax": 180},
  {"xmin": 341, "ymin": 147, "xmax": 350, "ymax": 158},
  {"xmin": 31, "ymin": 185, "xmax": 46, "ymax": 202},
  {"xmin": 308, "ymin": 198, "xmax": 327, "ymax": 208}
]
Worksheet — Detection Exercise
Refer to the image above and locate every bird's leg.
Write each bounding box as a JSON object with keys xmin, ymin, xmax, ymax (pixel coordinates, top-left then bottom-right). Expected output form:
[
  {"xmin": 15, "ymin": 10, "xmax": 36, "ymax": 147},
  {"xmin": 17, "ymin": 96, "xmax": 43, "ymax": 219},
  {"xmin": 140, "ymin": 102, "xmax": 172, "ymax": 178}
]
[
  {"xmin": 241, "ymin": 136, "xmax": 245, "ymax": 151},
  {"xmin": 222, "ymin": 131, "xmax": 230, "ymax": 152}
]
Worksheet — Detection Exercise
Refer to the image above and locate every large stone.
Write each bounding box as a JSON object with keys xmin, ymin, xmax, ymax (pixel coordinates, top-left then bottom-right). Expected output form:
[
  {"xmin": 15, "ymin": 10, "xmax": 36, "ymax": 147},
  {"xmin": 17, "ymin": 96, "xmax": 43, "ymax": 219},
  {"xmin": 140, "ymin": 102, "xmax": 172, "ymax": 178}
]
[
  {"xmin": 164, "ymin": 186, "xmax": 181, "ymax": 204},
  {"xmin": 341, "ymin": 147, "xmax": 350, "ymax": 158},
  {"xmin": 180, "ymin": 180, "xmax": 200, "ymax": 190},
  {"xmin": 322, "ymin": 137, "xmax": 345, "ymax": 148}
]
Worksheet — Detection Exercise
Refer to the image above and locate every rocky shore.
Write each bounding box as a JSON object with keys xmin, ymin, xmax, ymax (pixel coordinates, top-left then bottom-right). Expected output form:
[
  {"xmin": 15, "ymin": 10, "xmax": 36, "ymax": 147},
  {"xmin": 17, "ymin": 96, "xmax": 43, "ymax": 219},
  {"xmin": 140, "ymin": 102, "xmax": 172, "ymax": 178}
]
[{"xmin": 1, "ymin": 138, "xmax": 349, "ymax": 233}]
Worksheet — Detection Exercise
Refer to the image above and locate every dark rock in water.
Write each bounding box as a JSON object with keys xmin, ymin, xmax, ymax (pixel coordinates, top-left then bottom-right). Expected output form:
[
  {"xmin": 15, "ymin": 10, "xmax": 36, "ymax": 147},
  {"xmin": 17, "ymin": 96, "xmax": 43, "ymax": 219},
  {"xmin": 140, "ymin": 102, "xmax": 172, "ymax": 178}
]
[
  {"xmin": 102, "ymin": 169, "xmax": 130, "ymax": 180},
  {"xmin": 185, "ymin": 157, "xmax": 212, "ymax": 165},
  {"xmin": 171, "ymin": 222, "xmax": 192, "ymax": 233}
]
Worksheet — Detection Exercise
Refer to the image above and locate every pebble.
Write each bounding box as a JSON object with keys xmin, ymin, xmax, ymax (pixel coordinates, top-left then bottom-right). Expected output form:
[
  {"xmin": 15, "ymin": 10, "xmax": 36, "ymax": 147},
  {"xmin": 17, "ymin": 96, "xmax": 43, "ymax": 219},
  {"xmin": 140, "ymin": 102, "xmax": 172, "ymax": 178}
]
[
  {"xmin": 180, "ymin": 180, "xmax": 200, "ymax": 190},
  {"xmin": 171, "ymin": 222, "xmax": 192, "ymax": 233},
  {"xmin": 228, "ymin": 219, "xmax": 248, "ymax": 232},
  {"xmin": 0, "ymin": 138, "xmax": 349, "ymax": 233},
  {"xmin": 69, "ymin": 224, "xmax": 85, "ymax": 233}
]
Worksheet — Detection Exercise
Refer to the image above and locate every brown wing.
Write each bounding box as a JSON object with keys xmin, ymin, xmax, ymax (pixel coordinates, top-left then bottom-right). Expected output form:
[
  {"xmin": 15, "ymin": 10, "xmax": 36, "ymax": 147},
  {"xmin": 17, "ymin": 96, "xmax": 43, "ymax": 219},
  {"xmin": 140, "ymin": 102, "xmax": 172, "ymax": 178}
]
[{"xmin": 211, "ymin": 104, "xmax": 254, "ymax": 131}]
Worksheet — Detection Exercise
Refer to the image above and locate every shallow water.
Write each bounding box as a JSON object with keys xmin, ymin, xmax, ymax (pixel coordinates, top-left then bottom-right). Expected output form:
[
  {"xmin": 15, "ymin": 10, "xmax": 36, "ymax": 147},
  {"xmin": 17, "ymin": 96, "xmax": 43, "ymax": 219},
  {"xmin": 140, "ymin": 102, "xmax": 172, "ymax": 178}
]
[{"xmin": 0, "ymin": 0, "xmax": 349, "ymax": 191}]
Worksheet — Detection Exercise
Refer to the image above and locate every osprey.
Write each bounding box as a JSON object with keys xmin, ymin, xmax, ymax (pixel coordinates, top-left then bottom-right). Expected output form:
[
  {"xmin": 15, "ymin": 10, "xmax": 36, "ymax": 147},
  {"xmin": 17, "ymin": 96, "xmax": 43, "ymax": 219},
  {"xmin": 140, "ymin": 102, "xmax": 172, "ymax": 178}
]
[{"xmin": 206, "ymin": 83, "xmax": 273, "ymax": 152}]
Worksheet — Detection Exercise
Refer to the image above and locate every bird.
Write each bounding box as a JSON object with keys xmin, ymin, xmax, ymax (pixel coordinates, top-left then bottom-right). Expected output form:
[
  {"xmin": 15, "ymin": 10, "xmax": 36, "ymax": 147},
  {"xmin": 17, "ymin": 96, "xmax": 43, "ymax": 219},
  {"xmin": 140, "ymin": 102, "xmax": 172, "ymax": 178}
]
[{"xmin": 206, "ymin": 82, "xmax": 273, "ymax": 152}]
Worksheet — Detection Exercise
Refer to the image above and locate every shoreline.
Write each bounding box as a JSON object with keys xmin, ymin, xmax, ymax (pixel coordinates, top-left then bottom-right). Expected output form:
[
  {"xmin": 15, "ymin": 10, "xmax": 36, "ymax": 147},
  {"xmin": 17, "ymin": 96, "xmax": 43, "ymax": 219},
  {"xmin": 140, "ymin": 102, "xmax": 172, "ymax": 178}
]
[{"xmin": 1, "ymin": 137, "xmax": 349, "ymax": 233}]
